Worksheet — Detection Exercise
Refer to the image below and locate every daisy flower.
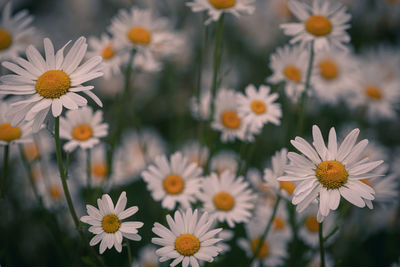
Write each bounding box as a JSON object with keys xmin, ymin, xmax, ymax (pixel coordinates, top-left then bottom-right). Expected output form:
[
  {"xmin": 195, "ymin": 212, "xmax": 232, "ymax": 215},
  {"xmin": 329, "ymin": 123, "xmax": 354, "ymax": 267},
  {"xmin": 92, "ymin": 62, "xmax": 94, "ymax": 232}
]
[
  {"xmin": 264, "ymin": 148, "xmax": 296, "ymax": 199},
  {"xmin": 0, "ymin": 2, "xmax": 35, "ymax": 61},
  {"xmin": 299, "ymin": 204, "xmax": 338, "ymax": 247},
  {"xmin": 199, "ymin": 171, "xmax": 256, "ymax": 227},
  {"xmin": 347, "ymin": 61, "xmax": 400, "ymax": 122},
  {"xmin": 278, "ymin": 125, "xmax": 384, "ymax": 222},
  {"xmin": 0, "ymin": 37, "xmax": 103, "ymax": 131},
  {"xmin": 210, "ymin": 150, "xmax": 239, "ymax": 176},
  {"xmin": 152, "ymin": 208, "xmax": 223, "ymax": 267},
  {"xmin": 60, "ymin": 107, "xmax": 108, "ymax": 152},
  {"xmin": 247, "ymin": 168, "xmax": 269, "ymax": 196},
  {"xmin": 212, "ymin": 88, "xmax": 249, "ymax": 143},
  {"xmin": 267, "ymin": 45, "xmax": 308, "ymax": 103},
  {"xmin": 109, "ymin": 7, "xmax": 182, "ymax": 67},
  {"xmin": 186, "ymin": 0, "xmax": 256, "ymax": 25},
  {"xmin": 132, "ymin": 245, "xmax": 160, "ymax": 267},
  {"xmin": 181, "ymin": 140, "xmax": 209, "ymax": 168},
  {"xmin": 311, "ymin": 48, "xmax": 359, "ymax": 105},
  {"xmin": 87, "ymin": 34, "xmax": 126, "ymax": 79},
  {"xmin": 280, "ymin": 0, "xmax": 351, "ymax": 51},
  {"xmin": 190, "ymin": 89, "xmax": 211, "ymax": 121},
  {"xmin": 141, "ymin": 152, "xmax": 203, "ymax": 210},
  {"xmin": 22, "ymin": 128, "xmax": 54, "ymax": 162},
  {"xmin": 80, "ymin": 191, "xmax": 144, "ymax": 254},
  {"xmin": 238, "ymin": 219, "xmax": 287, "ymax": 267},
  {"xmin": 237, "ymin": 84, "xmax": 282, "ymax": 134},
  {"xmin": 0, "ymin": 100, "xmax": 33, "ymax": 146},
  {"xmin": 255, "ymin": 201, "xmax": 292, "ymax": 240}
]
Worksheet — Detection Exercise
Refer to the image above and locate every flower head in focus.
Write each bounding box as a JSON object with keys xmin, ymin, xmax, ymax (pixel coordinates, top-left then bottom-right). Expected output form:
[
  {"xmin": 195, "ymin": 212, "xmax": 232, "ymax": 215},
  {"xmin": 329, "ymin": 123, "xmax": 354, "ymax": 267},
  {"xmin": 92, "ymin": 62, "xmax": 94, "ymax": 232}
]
[
  {"xmin": 0, "ymin": 37, "xmax": 103, "ymax": 131},
  {"xmin": 80, "ymin": 191, "xmax": 143, "ymax": 254}
]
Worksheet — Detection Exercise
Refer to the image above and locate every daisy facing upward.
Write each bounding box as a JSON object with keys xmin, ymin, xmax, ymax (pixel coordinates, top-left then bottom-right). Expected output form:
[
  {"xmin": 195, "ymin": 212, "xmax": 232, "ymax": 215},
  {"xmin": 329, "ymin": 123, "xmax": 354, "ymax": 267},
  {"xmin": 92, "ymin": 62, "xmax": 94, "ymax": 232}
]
[
  {"xmin": 280, "ymin": 0, "xmax": 351, "ymax": 51},
  {"xmin": 0, "ymin": 37, "xmax": 104, "ymax": 131},
  {"xmin": 278, "ymin": 125, "xmax": 384, "ymax": 222}
]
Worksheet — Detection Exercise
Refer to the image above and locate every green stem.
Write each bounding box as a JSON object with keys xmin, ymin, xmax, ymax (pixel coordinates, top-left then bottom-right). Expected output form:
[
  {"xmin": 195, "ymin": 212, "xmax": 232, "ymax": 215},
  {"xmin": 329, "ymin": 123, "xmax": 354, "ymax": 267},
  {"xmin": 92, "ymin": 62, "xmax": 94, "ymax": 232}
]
[
  {"xmin": 18, "ymin": 145, "xmax": 41, "ymax": 203},
  {"xmin": 318, "ymin": 222, "xmax": 326, "ymax": 267},
  {"xmin": 86, "ymin": 149, "xmax": 91, "ymax": 188},
  {"xmin": 296, "ymin": 41, "xmax": 315, "ymax": 136},
  {"xmin": 323, "ymin": 225, "xmax": 339, "ymax": 242},
  {"xmin": 125, "ymin": 239, "xmax": 133, "ymax": 266},
  {"xmin": 209, "ymin": 13, "xmax": 225, "ymax": 122},
  {"xmin": 107, "ymin": 49, "xmax": 136, "ymax": 179},
  {"xmin": 1, "ymin": 144, "xmax": 10, "ymax": 198},
  {"xmin": 54, "ymin": 117, "xmax": 106, "ymax": 267},
  {"xmin": 249, "ymin": 196, "xmax": 281, "ymax": 264}
]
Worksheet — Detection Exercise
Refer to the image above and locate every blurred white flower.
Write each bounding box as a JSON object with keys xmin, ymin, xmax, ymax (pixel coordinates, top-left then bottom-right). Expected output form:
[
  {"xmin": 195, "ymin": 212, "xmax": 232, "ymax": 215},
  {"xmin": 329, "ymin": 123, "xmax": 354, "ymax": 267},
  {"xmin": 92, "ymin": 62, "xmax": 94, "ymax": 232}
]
[
  {"xmin": 237, "ymin": 84, "xmax": 282, "ymax": 134},
  {"xmin": 60, "ymin": 107, "xmax": 108, "ymax": 152},
  {"xmin": 0, "ymin": 2, "xmax": 35, "ymax": 61},
  {"xmin": 281, "ymin": 0, "xmax": 351, "ymax": 51},
  {"xmin": 210, "ymin": 150, "xmax": 239, "ymax": 175},
  {"xmin": 199, "ymin": 171, "xmax": 256, "ymax": 227},
  {"xmin": 186, "ymin": 0, "xmax": 255, "ymax": 25},
  {"xmin": 267, "ymin": 45, "xmax": 308, "ymax": 103}
]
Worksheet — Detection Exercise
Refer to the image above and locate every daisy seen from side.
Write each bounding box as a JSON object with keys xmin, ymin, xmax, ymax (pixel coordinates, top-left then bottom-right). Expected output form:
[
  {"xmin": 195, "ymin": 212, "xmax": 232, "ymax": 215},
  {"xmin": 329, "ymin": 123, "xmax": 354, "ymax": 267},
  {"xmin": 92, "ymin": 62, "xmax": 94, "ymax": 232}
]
[
  {"xmin": 152, "ymin": 208, "xmax": 223, "ymax": 267},
  {"xmin": 80, "ymin": 191, "xmax": 144, "ymax": 254},
  {"xmin": 186, "ymin": 0, "xmax": 255, "ymax": 25},
  {"xmin": 60, "ymin": 106, "xmax": 108, "ymax": 152},
  {"xmin": 0, "ymin": 37, "xmax": 103, "ymax": 131},
  {"xmin": 280, "ymin": 0, "xmax": 351, "ymax": 51},
  {"xmin": 141, "ymin": 152, "xmax": 203, "ymax": 210},
  {"xmin": 278, "ymin": 125, "xmax": 384, "ymax": 222},
  {"xmin": 199, "ymin": 171, "xmax": 256, "ymax": 228}
]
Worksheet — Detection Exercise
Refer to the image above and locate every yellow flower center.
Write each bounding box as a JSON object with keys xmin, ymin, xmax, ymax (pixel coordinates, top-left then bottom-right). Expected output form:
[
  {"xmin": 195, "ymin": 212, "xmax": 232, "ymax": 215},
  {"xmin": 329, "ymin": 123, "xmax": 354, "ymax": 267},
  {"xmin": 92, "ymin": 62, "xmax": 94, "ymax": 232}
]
[
  {"xmin": 0, "ymin": 28, "xmax": 12, "ymax": 50},
  {"xmin": 273, "ymin": 217, "xmax": 286, "ymax": 230},
  {"xmin": 284, "ymin": 65, "xmax": 302, "ymax": 82},
  {"xmin": 175, "ymin": 234, "xmax": 200, "ymax": 256},
  {"xmin": 49, "ymin": 186, "xmax": 62, "ymax": 200},
  {"xmin": 209, "ymin": 0, "xmax": 235, "ymax": 9},
  {"xmin": 91, "ymin": 163, "xmax": 108, "ymax": 180},
  {"xmin": 316, "ymin": 160, "xmax": 348, "ymax": 189},
  {"xmin": 305, "ymin": 15, "xmax": 332, "ymax": 36},
  {"xmin": 319, "ymin": 60, "xmax": 339, "ymax": 80},
  {"xmin": 0, "ymin": 123, "xmax": 22, "ymax": 142},
  {"xmin": 72, "ymin": 124, "xmax": 93, "ymax": 141},
  {"xmin": 279, "ymin": 181, "xmax": 295, "ymax": 195},
  {"xmin": 101, "ymin": 45, "xmax": 115, "ymax": 59},
  {"xmin": 163, "ymin": 174, "xmax": 185, "ymax": 195},
  {"xmin": 101, "ymin": 214, "xmax": 121, "ymax": 233},
  {"xmin": 213, "ymin": 192, "xmax": 235, "ymax": 211},
  {"xmin": 36, "ymin": 70, "xmax": 71, "ymax": 99},
  {"xmin": 305, "ymin": 216, "xmax": 319, "ymax": 233},
  {"xmin": 23, "ymin": 143, "xmax": 40, "ymax": 161},
  {"xmin": 221, "ymin": 110, "xmax": 241, "ymax": 129},
  {"xmin": 251, "ymin": 100, "xmax": 267, "ymax": 115},
  {"xmin": 127, "ymin": 27, "xmax": 151, "ymax": 45},
  {"xmin": 250, "ymin": 238, "xmax": 269, "ymax": 259},
  {"xmin": 365, "ymin": 85, "xmax": 382, "ymax": 100}
]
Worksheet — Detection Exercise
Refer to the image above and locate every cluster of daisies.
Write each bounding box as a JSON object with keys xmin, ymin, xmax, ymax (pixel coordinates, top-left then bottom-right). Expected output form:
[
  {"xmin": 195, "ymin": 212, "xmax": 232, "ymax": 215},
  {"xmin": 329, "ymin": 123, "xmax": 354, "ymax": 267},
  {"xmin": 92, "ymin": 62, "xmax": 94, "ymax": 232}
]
[{"xmin": 0, "ymin": 0, "xmax": 399, "ymax": 266}]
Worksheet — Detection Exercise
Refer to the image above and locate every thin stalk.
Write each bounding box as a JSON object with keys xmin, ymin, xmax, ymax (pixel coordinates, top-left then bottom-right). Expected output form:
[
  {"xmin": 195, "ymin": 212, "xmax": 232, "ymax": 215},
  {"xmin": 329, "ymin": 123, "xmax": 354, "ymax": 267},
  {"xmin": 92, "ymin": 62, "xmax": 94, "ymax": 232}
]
[
  {"xmin": 125, "ymin": 239, "xmax": 133, "ymax": 266},
  {"xmin": 18, "ymin": 145, "xmax": 41, "ymax": 203},
  {"xmin": 209, "ymin": 13, "xmax": 225, "ymax": 122},
  {"xmin": 54, "ymin": 117, "xmax": 105, "ymax": 267},
  {"xmin": 107, "ymin": 49, "xmax": 136, "ymax": 179},
  {"xmin": 86, "ymin": 149, "xmax": 91, "ymax": 188},
  {"xmin": 1, "ymin": 144, "xmax": 10, "ymax": 198},
  {"xmin": 296, "ymin": 41, "xmax": 315, "ymax": 136},
  {"xmin": 323, "ymin": 225, "xmax": 339, "ymax": 242},
  {"xmin": 318, "ymin": 222, "xmax": 326, "ymax": 267},
  {"xmin": 249, "ymin": 196, "xmax": 281, "ymax": 264}
]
